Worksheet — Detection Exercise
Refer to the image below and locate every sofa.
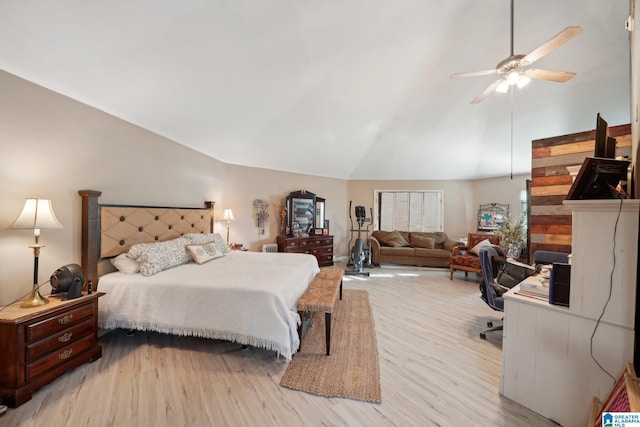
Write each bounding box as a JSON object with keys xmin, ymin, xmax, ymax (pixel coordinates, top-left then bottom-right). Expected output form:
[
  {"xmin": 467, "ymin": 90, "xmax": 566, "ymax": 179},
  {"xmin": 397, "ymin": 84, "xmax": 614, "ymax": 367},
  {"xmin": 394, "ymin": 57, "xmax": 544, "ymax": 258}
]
[{"xmin": 368, "ymin": 230, "xmax": 464, "ymax": 268}]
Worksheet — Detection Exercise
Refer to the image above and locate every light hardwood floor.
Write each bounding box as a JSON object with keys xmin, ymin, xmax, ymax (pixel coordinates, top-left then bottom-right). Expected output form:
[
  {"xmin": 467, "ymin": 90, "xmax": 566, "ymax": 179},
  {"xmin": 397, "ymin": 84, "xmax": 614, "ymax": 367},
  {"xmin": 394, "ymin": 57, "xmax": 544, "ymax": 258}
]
[{"xmin": 2, "ymin": 263, "xmax": 558, "ymax": 427}]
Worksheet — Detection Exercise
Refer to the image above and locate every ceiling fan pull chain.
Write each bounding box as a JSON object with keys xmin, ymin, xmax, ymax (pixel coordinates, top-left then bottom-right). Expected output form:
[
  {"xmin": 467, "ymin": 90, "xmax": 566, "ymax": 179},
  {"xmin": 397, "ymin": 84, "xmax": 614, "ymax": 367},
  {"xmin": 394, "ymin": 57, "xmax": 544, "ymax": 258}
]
[
  {"xmin": 510, "ymin": 0, "xmax": 515, "ymax": 57},
  {"xmin": 510, "ymin": 86, "xmax": 514, "ymax": 180}
]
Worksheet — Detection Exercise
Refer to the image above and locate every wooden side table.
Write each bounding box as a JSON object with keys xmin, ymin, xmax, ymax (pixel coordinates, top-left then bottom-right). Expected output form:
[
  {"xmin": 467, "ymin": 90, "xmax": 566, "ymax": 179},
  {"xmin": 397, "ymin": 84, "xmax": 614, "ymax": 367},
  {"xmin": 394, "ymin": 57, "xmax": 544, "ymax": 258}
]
[{"xmin": 0, "ymin": 292, "xmax": 104, "ymax": 407}]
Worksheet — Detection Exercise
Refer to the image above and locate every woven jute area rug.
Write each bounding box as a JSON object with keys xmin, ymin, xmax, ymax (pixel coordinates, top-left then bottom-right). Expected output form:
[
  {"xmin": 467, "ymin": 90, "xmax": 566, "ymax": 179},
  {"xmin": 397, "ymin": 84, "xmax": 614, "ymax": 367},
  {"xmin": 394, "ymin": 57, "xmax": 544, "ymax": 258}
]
[{"xmin": 280, "ymin": 289, "xmax": 381, "ymax": 403}]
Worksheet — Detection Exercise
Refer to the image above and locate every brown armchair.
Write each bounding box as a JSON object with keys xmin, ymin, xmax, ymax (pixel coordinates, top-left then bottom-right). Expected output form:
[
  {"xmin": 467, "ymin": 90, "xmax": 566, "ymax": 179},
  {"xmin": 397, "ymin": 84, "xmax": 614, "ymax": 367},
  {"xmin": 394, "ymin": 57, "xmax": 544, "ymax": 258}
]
[{"xmin": 450, "ymin": 232, "xmax": 501, "ymax": 280}]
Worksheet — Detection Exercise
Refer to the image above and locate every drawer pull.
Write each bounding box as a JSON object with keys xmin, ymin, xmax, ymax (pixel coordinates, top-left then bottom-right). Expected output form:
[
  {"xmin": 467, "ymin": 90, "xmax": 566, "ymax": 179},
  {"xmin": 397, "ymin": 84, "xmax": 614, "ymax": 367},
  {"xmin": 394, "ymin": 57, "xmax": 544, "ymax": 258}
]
[
  {"xmin": 58, "ymin": 314, "xmax": 73, "ymax": 325},
  {"xmin": 58, "ymin": 349, "xmax": 73, "ymax": 360},
  {"xmin": 58, "ymin": 332, "xmax": 73, "ymax": 343}
]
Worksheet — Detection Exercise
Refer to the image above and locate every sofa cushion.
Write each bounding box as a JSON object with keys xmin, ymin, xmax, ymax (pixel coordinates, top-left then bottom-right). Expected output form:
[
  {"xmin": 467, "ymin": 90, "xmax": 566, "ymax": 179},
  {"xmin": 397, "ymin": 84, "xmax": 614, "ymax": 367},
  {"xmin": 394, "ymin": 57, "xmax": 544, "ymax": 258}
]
[
  {"xmin": 371, "ymin": 230, "xmax": 393, "ymax": 244},
  {"xmin": 410, "ymin": 231, "xmax": 448, "ymax": 249},
  {"xmin": 410, "ymin": 234, "xmax": 435, "ymax": 249},
  {"xmin": 414, "ymin": 248, "xmax": 450, "ymax": 258},
  {"xmin": 378, "ymin": 231, "xmax": 410, "ymax": 247},
  {"xmin": 380, "ymin": 246, "xmax": 415, "ymax": 256}
]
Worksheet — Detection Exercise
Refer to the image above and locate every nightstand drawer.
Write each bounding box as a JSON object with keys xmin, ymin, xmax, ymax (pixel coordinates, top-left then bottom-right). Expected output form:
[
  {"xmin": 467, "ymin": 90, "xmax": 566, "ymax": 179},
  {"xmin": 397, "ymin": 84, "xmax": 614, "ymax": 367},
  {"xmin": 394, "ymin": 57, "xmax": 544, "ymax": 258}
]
[
  {"xmin": 26, "ymin": 333, "xmax": 94, "ymax": 381},
  {"xmin": 26, "ymin": 318, "xmax": 94, "ymax": 361},
  {"xmin": 27, "ymin": 304, "xmax": 94, "ymax": 342}
]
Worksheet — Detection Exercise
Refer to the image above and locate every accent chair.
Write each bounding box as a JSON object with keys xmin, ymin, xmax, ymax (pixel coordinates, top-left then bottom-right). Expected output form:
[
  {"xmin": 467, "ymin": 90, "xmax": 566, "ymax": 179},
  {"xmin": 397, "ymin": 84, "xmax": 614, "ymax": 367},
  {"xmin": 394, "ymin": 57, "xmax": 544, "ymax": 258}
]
[{"xmin": 449, "ymin": 232, "xmax": 501, "ymax": 280}]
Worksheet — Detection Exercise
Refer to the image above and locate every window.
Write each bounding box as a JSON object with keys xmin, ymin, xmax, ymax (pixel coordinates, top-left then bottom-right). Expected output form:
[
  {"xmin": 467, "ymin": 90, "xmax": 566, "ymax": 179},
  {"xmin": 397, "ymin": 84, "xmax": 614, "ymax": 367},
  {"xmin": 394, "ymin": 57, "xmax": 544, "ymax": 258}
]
[{"xmin": 375, "ymin": 191, "xmax": 444, "ymax": 232}]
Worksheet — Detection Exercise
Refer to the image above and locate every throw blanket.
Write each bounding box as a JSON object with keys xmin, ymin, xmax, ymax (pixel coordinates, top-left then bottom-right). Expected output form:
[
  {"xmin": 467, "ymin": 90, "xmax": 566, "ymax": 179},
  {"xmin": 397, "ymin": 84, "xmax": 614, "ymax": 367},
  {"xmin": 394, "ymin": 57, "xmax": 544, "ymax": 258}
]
[{"xmin": 98, "ymin": 251, "xmax": 320, "ymax": 360}]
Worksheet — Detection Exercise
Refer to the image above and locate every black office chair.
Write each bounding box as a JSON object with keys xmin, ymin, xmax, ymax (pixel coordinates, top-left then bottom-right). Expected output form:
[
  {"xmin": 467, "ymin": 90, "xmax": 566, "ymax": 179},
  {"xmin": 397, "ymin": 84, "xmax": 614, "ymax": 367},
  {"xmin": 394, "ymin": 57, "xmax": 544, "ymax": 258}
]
[{"xmin": 478, "ymin": 246, "xmax": 505, "ymax": 339}]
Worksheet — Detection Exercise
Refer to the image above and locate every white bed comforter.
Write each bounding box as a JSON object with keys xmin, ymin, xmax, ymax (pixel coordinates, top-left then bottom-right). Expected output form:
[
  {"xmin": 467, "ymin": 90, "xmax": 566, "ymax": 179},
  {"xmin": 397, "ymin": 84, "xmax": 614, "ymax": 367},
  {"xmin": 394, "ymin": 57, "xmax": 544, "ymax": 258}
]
[{"xmin": 98, "ymin": 251, "xmax": 320, "ymax": 360}]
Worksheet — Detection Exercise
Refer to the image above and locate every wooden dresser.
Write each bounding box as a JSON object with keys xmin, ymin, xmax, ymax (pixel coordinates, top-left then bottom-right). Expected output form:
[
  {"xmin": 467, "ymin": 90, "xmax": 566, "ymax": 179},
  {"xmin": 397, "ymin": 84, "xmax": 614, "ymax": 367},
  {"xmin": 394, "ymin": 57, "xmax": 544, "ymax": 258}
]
[
  {"xmin": 277, "ymin": 235, "xmax": 334, "ymax": 267},
  {"xmin": 0, "ymin": 292, "xmax": 104, "ymax": 407}
]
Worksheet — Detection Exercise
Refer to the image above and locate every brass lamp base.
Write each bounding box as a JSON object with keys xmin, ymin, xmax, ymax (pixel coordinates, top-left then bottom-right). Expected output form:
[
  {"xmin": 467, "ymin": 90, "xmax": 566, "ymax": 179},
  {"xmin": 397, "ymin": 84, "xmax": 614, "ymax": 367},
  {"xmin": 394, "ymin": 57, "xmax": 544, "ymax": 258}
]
[{"xmin": 20, "ymin": 287, "xmax": 49, "ymax": 308}]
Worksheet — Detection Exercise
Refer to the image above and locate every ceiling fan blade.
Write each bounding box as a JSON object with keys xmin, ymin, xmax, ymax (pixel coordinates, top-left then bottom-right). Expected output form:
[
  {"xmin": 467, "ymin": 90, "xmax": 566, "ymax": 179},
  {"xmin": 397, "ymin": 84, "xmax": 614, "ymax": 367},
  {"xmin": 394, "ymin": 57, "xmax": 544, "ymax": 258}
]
[
  {"xmin": 451, "ymin": 69, "xmax": 498, "ymax": 79},
  {"xmin": 522, "ymin": 26, "xmax": 583, "ymax": 65},
  {"xmin": 525, "ymin": 68, "xmax": 577, "ymax": 83},
  {"xmin": 470, "ymin": 80, "xmax": 502, "ymax": 104}
]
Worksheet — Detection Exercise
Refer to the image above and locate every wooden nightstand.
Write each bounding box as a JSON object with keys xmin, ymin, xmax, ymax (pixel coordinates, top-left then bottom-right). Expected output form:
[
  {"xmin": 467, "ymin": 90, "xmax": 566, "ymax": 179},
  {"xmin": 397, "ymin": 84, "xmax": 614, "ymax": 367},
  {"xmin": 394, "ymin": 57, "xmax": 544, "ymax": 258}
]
[{"xmin": 0, "ymin": 292, "xmax": 104, "ymax": 407}]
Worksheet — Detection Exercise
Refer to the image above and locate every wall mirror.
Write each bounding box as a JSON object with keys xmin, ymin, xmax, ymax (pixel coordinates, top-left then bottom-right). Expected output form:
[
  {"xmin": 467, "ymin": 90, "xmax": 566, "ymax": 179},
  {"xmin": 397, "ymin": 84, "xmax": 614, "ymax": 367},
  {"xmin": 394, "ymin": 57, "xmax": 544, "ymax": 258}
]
[
  {"xmin": 286, "ymin": 190, "xmax": 315, "ymax": 237},
  {"xmin": 285, "ymin": 190, "xmax": 328, "ymax": 237}
]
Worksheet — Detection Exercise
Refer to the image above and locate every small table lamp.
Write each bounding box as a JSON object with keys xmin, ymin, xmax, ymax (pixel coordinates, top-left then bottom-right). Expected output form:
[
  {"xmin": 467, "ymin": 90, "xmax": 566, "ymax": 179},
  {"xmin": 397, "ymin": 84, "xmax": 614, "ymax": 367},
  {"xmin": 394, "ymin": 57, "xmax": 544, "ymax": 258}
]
[
  {"xmin": 221, "ymin": 208, "xmax": 235, "ymax": 244},
  {"xmin": 8, "ymin": 198, "xmax": 63, "ymax": 308}
]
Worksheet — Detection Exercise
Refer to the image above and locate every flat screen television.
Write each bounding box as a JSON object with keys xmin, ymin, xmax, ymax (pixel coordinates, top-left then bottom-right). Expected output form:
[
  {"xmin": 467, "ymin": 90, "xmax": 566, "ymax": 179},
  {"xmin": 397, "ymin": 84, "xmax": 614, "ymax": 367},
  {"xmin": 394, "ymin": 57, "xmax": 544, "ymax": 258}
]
[
  {"xmin": 566, "ymin": 157, "xmax": 630, "ymax": 200},
  {"xmin": 594, "ymin": 113, "xmax": 616, "ymax": 159}
]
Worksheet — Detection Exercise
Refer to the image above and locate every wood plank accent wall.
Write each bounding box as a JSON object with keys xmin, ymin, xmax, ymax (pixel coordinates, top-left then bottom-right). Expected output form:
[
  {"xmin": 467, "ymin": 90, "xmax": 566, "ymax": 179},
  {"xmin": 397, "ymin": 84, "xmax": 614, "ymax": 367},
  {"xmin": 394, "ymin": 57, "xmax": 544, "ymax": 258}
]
[{"xmin": 530, "ymin": 124, "xmax": 632, "ymax": 257}]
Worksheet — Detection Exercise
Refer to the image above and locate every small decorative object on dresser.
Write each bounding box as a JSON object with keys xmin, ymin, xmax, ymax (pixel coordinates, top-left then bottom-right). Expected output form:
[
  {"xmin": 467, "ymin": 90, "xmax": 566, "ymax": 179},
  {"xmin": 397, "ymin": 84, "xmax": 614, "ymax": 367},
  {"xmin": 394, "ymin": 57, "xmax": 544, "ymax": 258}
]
[{"xmin": 0, "ymin": 292, "xmax": 104, "ymax": 407}]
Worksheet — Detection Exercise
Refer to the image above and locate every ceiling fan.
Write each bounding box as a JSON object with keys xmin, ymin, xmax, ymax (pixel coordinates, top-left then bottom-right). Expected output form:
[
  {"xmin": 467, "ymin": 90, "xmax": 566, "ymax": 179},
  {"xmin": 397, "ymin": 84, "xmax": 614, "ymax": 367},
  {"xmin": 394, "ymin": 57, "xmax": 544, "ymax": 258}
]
[{"xmin": 451, "ymin": 0, "xmax": 583, "ymax": 104}]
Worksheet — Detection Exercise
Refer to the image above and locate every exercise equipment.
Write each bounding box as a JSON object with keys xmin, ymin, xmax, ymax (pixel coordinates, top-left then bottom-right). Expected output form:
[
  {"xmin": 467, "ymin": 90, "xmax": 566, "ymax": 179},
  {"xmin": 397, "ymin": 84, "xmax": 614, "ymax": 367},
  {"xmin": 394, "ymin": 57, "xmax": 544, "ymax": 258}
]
[{"xmin": 346, "ymin": 201, "xmax": 372, "ymax": 276}]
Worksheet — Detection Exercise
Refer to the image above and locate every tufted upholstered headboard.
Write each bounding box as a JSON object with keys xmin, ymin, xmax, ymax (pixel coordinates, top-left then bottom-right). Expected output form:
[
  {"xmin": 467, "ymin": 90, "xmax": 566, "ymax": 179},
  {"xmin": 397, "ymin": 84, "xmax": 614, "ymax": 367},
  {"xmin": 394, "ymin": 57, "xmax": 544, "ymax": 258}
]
[{"xmin": 79, "ymin": 190, "xmax": 214, "ymax": 290}]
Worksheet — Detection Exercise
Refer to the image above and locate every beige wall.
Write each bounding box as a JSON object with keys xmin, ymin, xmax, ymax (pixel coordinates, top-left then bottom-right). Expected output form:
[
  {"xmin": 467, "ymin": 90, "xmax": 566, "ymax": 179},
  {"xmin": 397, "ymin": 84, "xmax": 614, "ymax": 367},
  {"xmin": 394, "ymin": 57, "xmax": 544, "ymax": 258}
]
[
  {"xmin": 218, "ymin": 164, "xmax": 348, "ymax": 255},
  {"xmin": 472, "ymin": 174, "xmax": 531, "ymax": 229}
]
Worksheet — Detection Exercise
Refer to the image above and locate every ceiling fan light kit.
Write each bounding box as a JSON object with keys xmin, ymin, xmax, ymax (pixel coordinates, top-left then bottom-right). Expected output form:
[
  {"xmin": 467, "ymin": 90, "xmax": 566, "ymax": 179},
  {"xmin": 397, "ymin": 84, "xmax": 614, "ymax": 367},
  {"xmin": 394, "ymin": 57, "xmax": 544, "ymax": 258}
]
[{"xmin": 451, "ymin": 0, "xmax": 582, "ymax": 104}]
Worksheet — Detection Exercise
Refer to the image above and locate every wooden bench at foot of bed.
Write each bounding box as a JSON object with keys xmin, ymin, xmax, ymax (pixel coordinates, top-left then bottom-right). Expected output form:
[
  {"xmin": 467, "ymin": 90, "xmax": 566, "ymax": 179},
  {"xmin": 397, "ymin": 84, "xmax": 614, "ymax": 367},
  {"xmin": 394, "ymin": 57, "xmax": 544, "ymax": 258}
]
[{"xmin": 297, "ymin": 268, "xmax": 344, "ymax": 355}]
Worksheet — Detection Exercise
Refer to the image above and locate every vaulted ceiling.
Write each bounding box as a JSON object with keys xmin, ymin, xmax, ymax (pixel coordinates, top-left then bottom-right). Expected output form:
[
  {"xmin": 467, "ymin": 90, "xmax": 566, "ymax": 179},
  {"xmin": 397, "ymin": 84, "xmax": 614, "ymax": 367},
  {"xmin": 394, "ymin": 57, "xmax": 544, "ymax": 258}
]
[{"xmin": 0, "ymin": 1, "xmax": 631, "ymax": 180}]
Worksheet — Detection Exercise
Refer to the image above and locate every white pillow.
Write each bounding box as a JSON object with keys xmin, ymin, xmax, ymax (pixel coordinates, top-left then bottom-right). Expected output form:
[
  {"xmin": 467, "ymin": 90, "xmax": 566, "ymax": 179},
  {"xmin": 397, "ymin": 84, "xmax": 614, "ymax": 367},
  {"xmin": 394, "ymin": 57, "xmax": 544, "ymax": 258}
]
[
  {"xmin": 110, "ymin": 253, "xmax": 140, "ymax": 274},
  {"xmin": 470, "ymin": 238, "xmax": 492, "ymax": 256},
  {"xmin": 186, "ymin": 243, "xmax": 225, "ymax": 264},
  {"xmin": 127, "ymin": 237, "xmax": 192, "ymax": 276}
]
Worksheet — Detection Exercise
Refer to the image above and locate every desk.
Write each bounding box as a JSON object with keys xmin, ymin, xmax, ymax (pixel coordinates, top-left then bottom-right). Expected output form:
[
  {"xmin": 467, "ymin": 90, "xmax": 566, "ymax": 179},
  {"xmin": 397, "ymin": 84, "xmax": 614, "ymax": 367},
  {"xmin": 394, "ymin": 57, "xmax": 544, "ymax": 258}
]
[
  {"xmin": 501, "ymin": 286, "xmax": 633, "ymax": 426},
  {"xmin": 500, "ymin": 200, "xmax": 638, "ymax": 427}
]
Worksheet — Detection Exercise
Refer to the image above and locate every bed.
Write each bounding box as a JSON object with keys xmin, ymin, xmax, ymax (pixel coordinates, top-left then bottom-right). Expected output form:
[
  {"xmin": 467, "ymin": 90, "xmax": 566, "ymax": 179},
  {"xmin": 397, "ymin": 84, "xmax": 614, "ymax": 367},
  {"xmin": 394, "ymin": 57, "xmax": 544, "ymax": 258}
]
[{"xmin": 79, "ymin": 190, "xmax": 320, "ymax": 360}]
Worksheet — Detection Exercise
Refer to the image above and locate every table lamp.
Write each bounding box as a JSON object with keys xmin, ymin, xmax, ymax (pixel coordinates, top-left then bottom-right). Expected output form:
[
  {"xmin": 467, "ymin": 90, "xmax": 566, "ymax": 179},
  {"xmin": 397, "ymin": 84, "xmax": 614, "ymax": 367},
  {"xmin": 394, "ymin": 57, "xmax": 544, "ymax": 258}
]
[
  {"xmin": 8, "ymin": 198, "xmax": 63, "ymax": 308},
  {"xmin": 221, "ymin": 208, "xmax": 235, "ymax": 244}
]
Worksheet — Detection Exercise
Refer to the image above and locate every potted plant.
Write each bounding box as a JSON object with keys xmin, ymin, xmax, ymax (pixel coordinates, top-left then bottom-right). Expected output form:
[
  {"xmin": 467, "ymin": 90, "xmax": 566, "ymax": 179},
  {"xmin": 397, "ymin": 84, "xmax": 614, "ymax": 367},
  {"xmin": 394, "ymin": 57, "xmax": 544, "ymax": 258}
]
[{"xmin": 501, "ymin": 217, "xmax": 525, "ymax": 259}]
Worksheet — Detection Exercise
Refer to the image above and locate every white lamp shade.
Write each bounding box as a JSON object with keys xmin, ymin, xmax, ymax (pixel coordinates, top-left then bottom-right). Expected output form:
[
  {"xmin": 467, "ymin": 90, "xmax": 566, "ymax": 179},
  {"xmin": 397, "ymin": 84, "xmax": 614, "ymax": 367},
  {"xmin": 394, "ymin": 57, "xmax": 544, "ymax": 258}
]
[
  {"xmin": 516, "ymin": 75, "xmax": 530, "ymax": 89},
  {"xmin": 9, "ymin": 198, "xmax": 63, "ymax": 230},
  {"xmin": 221, "ymin": 208, "xmax": 235, "ymax": 221},
  {"xmin": 495, "ymin": 80, "xmax": 509, "ymax": 93}
]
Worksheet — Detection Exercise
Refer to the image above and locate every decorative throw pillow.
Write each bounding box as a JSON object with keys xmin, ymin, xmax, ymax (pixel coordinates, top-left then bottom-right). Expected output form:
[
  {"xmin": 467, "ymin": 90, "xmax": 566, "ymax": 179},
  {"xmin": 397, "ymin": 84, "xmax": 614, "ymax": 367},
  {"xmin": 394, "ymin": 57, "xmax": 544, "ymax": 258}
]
[
  {"xmin": 184, "ymin": 233, "xmax": 215, "ymax": 244},
  {"xmin": 379, "ymin": 231, "xmax": 410, "ymax": 247},
  {"xmin": 185, "ymin": 233, "xmax": 230, "ymax": 253},
  {"xmin": 110, "ymin": 253, "xmax": 140, "ymax": 274},
  {"xmin": 186, "ymin": 243, "xmax": 225, "ymax": 264},
  {"xmin": 127, "ymin": 236, "xmax": 192, "ymax": 276},
  {"xmin": 470, "ymin": 238, "xmax": 492, "ymax": 256},
  {"xmin": 410, "ymin": 234, "xmax": 435, "ymax": 249}
]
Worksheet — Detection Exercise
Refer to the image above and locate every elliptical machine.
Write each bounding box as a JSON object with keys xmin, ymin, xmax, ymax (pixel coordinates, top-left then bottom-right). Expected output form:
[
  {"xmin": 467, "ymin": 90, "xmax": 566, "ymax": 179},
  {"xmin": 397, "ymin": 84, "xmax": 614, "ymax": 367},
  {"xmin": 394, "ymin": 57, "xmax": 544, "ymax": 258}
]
[{"xmin": 346, "ymin": 201, "xmax": 371, "ymax": 276}]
